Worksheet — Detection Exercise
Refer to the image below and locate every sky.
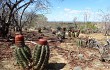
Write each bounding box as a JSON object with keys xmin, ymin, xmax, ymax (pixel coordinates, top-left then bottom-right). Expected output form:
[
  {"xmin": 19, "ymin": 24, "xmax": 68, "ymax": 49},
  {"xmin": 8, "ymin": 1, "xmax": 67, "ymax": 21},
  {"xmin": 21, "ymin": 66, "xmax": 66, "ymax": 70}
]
[{"xmin": 44, "ymin": 0, "xmax": 110, "ymax": 22}]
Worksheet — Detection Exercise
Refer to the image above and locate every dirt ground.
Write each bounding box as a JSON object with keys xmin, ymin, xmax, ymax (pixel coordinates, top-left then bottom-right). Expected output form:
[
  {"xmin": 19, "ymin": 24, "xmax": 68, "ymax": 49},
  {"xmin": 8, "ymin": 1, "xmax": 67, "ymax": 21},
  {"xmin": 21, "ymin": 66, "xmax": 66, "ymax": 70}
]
[
  {"xmin": 79, "ymin": 33, "xmax": 110, "ymax": 44},
  {"xmin": 0, "ymin": 33, "xmax": 110, "ymax": 70}
]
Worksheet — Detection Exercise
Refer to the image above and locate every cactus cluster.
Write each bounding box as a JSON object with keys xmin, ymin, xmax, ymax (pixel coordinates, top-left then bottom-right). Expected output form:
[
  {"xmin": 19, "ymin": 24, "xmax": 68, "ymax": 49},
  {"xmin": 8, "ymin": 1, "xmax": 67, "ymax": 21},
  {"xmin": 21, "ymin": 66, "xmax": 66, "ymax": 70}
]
[
  {"xmin": 68, "ymin": 29, "xmax": 80, "ymax": 38},
  {"xmin": 77, "ymin": 38, "xmax": 87, "ymax": 47},
  {"xmin": 14, "ymin": 34, "xmax": 50, "ymax": 70},
  {"xmin": 77, "ymin": 37, "xmax": 99, "ymax": 48}
]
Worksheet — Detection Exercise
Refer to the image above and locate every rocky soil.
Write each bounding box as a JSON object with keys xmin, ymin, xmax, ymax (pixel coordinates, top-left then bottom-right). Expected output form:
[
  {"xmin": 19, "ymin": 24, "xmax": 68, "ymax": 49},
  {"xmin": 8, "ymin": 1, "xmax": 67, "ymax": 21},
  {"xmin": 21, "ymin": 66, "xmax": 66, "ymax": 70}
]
[{"xmin": 0, "ymin": 32, "xmax": 110, "ymax": 70}]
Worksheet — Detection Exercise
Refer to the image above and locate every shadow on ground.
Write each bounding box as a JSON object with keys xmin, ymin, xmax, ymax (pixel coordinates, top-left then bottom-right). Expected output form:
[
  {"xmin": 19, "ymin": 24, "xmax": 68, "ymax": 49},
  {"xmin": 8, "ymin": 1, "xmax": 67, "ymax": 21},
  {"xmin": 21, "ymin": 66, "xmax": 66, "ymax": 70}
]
[{"xmin": 47, "ymin": 63, "xmax": 66, "ymax": 70}]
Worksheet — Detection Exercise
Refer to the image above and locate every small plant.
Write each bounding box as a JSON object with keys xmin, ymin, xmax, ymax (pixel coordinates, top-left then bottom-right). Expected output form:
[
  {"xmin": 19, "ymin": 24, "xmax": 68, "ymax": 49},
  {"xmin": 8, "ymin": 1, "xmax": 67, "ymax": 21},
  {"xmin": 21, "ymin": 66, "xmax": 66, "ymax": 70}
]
[
  {"xmin": 77, "ymin": 38, "xmax": 83, "ymax": 47},
  {"xmin": 72, "ymin": 31, "xmax": 75, "ymax": 38},
  {"xmin": 57, "ymin": 26, "xmax": 61, "ymax": 31},
  {"xmin": 77, "ymin": 37, "xmax": 88, "ymax": 47},
  {"xmin": 61, "ymin": 27, "xmax": 66, "ymax": 39},
  {"xmin": 38, "ymin": 28, "xmax": 42, "ymax": 33},
  {"xmin": 68, "ymin": 31, "xmax": 71, "ymax": 37},
  {"xmin": 75, "ymin": 29, "xmax": 80, "ymax": 37}
]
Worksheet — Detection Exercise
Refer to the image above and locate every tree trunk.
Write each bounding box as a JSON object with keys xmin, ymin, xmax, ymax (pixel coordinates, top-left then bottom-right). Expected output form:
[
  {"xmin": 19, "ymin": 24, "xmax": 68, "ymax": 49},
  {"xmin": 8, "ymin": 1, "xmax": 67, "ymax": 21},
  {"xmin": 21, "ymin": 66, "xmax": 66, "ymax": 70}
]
[
  {"xmin": 15, "ymin": 26, "xmax": 22, "ymax": 34},
  {"xmin": 1, "ymin": 24, "xmax": 9, "ymax": 38}
]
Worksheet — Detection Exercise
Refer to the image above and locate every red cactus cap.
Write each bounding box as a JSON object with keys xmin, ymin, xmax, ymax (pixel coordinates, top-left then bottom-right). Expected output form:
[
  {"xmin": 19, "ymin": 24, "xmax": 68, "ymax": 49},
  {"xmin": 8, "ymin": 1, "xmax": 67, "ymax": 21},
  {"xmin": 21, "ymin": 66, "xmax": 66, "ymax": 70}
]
[
  {"xmin": 15, "ymin": 34, "xmax": 24, "ymax": 43},
  {"xmin": 38, "ymin": 39, "xmax": 48, "ymax": 45}
]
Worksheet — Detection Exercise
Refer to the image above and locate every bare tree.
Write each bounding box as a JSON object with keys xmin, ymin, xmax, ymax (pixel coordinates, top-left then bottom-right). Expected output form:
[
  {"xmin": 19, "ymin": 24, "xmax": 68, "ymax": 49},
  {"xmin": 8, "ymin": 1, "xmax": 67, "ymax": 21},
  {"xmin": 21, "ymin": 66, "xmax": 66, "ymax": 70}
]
[
  {"xmin": 0, "ymin": 0, "xmax": 51, "ymax": 38},
  {"xmin": 98, "ymin": 9, "xmax": 110, "ymax": 36},
  {"xmin": 22, "ymin": 11, "xmax": 47, "ymax": 29},
  {"xmin": 83, "ymin": 9, "xmax": 91, "ymax": 30},
  {"xmin": 73, "ymin": 17, "xmax": 77, "ymax": 29}
]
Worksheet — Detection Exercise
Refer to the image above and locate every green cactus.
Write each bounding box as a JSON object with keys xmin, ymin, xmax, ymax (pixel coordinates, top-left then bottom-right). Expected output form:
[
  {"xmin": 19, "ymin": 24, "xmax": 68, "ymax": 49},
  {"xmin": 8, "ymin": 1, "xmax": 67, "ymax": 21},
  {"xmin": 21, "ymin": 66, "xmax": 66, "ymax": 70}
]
[
  {"xmin": 14, "ymin": 43, "xmax": 49, "ymax": 70},
  {"xmin": 14, "ymin": 35, "xmax": 50, "ymax": 70},
  {"xmin": 76, "ymin": 30, "xmax": 80, "ymax": 37},
  {"xmin": 68, "ymin": 31, "xmax": 71, "ymax": 37},
  {"xmin": 15, "ymin": 45, "xmax": 32, "ymax": 69},
  {"xmin": 32, "ymin": 39, "xmax": 50, "ymax": 70},
  {"xmin": 82, "ymin": 40, "xmax": 88, "ymax": 47},
  {"xmin": 72, "ymin": 32, "xmax": 75, "ymax": 38},
  {"xmin": 77, "ymin": 39, "xmax": 83, "ymax": 47}
]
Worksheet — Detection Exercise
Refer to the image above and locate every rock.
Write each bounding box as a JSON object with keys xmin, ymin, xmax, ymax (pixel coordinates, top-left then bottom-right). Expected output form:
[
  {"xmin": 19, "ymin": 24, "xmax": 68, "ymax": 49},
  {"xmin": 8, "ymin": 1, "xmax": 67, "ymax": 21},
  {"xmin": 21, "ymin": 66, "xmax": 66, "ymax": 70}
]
[
  {"xmin": 73, "ymin": 66, "xmax": 82, "ymax": 70},
  {"xmin": 85, "ymin": 67, "xmax": 95, "ymax": 70},
  {"xmin": 77, "ymin": 54, "xmax": 84, "ymax": 60},
  {"xmin": 102, "ymin": 54, "xmax": 110, "ymax": 61}
]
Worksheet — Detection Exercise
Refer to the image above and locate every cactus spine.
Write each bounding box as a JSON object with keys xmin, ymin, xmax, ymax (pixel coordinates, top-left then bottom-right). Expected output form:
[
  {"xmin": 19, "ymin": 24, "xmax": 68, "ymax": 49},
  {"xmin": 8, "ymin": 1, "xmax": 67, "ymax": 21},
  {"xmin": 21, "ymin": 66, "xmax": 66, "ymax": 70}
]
[
  {"xmin": 14, "ymin": 34, "xmax": 31, "ymax": 69},
  {"xmin": 33, "ymin": 39, "xmax": 50, "ymax": 70}
]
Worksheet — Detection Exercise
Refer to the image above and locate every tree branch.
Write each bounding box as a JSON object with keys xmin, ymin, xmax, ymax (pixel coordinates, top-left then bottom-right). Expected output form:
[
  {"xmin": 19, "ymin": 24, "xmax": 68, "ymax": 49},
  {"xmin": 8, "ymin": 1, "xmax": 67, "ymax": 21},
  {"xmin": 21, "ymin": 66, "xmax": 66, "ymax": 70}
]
[{"xmin": 20, "ymin": 3, "xmax": 30, "ymax": 27}]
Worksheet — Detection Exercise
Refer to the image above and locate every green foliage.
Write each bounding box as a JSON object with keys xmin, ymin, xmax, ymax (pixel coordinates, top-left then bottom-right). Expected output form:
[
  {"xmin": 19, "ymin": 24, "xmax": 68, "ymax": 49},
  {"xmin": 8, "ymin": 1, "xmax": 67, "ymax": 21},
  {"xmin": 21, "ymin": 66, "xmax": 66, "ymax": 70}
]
[
  {"xmin": 85, "ymin": 22, "xmax": 97, "ymax": 30},
  {"xmin": 57, "ymin": 26, "xmax": 62, "ymax": 31},
  {"xmin": 79, "ymin": 22, "xmax": 98, "ymax": 33}
]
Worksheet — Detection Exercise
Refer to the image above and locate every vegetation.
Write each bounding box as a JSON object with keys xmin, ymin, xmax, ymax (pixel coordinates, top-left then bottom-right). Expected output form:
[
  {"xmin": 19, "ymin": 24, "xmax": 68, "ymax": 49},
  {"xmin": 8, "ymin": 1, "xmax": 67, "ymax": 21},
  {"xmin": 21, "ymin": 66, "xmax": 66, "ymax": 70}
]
[
  {"xmin": 0, "ymin": 0, "xmax": 50, "ymax": 37},
  {"xmin": 79, "ymin": 22, "xmax": 98, "ymax": 34},
  {"xmin": 14, "ymin": 34, "xmax": 50, "ymax": 70},
  {"xmin": 0, "ymin": 0, "xmax": 110, "ymax": 70}
]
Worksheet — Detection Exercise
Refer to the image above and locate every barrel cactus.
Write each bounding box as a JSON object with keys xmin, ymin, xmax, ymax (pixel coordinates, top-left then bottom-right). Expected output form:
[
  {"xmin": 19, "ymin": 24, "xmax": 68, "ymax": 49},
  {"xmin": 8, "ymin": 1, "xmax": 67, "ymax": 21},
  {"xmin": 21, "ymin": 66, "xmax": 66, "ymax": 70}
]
[
  {"xmin": 62, "ymin": 27, "xmax": 66, "ymax": 39},
  {"xmin": 33, "ymin": 39, "xmax": 50, "ymax": 70},
  {"xmin": 13, "ymin": 34, "xmax": 50, "ymax": 70},
  {"xmin": 71, "ymin": 31, "xmax": 75, "ymax": 38},
  {"xmin": 68, "ymin": 31, "xmax": 71, "ymax": 37},
  {"xmin": 76, "ymin": 30, "xmax": 80, "ymax": 37},
  {"xmin": 14, "ymin": 34, "xmax": 32, "ymax": 69},
  {"xmin": 71, "ymin": 30, "xmax": 75, "ymax": 37},
  {"xmin": 82, "ymin": 39, "xmax": 88, "ymax": 47},
  {"xmin": 77, "ymin": 39, "xmax": 83, "ymax": 47},
  {"xmin": 77, "ymin": 38, "xmax": 88, "ymax": 47}
]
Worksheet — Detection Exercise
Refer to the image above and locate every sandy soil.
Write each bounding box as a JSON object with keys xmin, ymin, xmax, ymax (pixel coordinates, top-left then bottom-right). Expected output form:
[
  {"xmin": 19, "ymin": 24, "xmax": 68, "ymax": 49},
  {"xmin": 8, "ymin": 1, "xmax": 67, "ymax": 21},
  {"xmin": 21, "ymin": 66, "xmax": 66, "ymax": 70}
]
[{"xmin": 79, "ymin": 33, "xmax": 110, "ymax": 44}]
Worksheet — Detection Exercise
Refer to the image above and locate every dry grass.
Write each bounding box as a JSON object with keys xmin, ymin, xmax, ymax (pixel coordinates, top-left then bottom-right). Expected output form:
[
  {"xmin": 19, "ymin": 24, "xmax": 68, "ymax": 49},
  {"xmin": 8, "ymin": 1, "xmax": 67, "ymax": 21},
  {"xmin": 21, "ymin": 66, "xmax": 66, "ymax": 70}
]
[{"xmin": 79, "ymin": 33, "xmax": 110, "ymax": 44}]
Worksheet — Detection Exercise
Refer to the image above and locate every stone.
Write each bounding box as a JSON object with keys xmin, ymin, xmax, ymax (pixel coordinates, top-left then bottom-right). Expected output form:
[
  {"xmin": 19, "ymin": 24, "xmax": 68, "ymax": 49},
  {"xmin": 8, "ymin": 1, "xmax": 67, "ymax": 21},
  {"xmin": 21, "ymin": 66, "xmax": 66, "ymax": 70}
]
[
  {"xmin": 73, "ymin": 66, "xmax": 82, "ymax": 70},
  {"xmin": 77, "ymin": 54, "xmax": 84, "ymax": 60}
]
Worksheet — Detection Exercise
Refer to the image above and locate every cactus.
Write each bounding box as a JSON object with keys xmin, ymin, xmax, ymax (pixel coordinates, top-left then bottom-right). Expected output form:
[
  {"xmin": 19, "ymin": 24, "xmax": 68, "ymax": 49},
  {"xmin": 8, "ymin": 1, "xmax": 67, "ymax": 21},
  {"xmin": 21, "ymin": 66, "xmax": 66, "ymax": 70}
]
[
  {"xmin": 77, "ymin": 39, "xmax": 82, "ymax": 47},
  {"xmin": 82, "ymin": 40, "xmax": 88, "ymax": 47},
  {"xmin": 33, "ymin": 39, "xmax": 50, "ymax": 70},
  {"xmin": 38, "ymin": 28, "xmax": 42, "ymax": 33},
  {"xmin": 70, "ymin": 30, "xmax": 75, "ymax": 38},
  {"xmin": 14, "ymin": 34, "xmax": 32, "ymax": 69},
  {"xmin": 76, "ymin": 30, "xmax": 80, "ymax": 37},
  {"xmin": 72, "ymin": 32, "xmax": 75, "ymax": 38},
  {"xmin": 68, "ymin": 31, "xmax": 71, "ymax": 37},
  {"xmin": 14, "ymin": 34, "xmax": 50, "ymax": 70},
  {"xmin": 88, "ymin": 39, "xmax": 94, "ymax": 48},
  {"xmin": 77, "ymin": 38, "xmax": 88, "ymax": 47},
  {"xmin": 61, "ymin": 31, "xmax": 65, "ymax": 39}
]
